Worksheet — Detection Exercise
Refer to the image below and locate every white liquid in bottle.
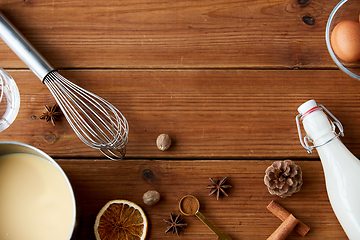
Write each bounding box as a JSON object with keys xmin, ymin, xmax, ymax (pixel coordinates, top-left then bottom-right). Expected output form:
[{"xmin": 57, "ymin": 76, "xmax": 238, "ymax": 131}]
[{"xmin": 297, "ymin": 99, "xmax": 360, "ymax": 239}]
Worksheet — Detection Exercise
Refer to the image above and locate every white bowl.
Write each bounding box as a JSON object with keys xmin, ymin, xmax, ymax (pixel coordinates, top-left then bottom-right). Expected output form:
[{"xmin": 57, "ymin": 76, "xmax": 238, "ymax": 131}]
[{"xmin": 0, "ymin": 142, "xmax": 76, "ymax": 240}]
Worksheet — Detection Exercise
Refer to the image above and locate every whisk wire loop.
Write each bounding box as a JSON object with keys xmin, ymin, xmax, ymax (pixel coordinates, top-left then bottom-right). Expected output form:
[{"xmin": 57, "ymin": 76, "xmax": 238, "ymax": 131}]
[
  {"xmin": 45, "ymin": 74, "xmax": 103, "ymax": 146},
  {"xmin": 44, "ymin": 71, "xmax": 129, "ymax": 160},
  {"xmin": 55, "ymin": 77, "xmax": 113, "ymax": 145}
]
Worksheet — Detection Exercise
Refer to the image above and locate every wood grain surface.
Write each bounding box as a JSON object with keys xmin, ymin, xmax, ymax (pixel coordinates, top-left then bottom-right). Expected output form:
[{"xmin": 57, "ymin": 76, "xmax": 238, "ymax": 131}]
[
  {"xmin": 0, "ymin": 0, "xmax": 339, "ymax": 69},
  {"xmin": 1, "ymin": 69, "xmax": 360, "ymax": 159},
  {"xmin": 0, "ymin": 0, "xmax": 354, "ymax": 239},
  {"xmin": 59, "ymin": 159, "xmax": 347, "ymax": 239}
]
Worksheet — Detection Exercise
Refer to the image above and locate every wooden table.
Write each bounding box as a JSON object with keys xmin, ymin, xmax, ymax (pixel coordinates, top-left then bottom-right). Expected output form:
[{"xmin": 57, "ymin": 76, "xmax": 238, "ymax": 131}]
[{"xmin": 0, "ymin": 0, "xmax": 355, "ymax": 239}]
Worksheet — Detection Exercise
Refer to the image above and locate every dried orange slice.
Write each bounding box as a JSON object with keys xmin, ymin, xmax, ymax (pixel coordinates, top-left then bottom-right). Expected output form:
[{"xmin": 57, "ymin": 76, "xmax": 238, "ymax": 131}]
[{"xmin": 94, "ymin": 200, "xmax": 148, "ymax": 240}]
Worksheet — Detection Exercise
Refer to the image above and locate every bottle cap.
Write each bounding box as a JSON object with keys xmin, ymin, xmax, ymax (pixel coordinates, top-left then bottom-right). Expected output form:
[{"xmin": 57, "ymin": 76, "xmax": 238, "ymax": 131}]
[{"xmin": 298, "ymin": 99, "xmax": 317, "ymax": 115}]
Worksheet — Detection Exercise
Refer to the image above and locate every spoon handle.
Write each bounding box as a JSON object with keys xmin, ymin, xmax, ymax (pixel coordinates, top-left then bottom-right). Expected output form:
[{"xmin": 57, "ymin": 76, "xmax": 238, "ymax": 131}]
[{"xmin": 195, "ymin": 211, "xmax": 223, "ymax": 237}]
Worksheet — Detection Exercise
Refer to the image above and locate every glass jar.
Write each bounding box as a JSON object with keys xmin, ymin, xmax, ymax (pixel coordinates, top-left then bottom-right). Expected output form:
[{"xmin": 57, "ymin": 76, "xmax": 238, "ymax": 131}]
[{"xmin": 0, "ymin": 68, "xmax": 20, "ymax": 132}]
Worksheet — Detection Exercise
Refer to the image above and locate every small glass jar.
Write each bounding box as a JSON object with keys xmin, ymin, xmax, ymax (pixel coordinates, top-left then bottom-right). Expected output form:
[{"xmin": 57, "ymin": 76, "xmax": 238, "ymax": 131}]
[{"xmin": 0, "ymin": 68, "xmax": 20, "ymax": 132}]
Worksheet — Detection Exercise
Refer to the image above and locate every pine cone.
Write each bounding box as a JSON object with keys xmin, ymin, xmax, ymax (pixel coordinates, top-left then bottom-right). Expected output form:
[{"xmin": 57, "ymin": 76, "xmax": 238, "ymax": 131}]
[{"xmin": 264, "ymin": 160, "xmax": 303, "ymax": 198}]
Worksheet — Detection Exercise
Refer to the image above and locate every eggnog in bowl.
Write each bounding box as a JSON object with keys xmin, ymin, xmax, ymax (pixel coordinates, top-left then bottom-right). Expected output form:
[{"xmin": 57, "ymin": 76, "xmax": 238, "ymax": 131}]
[{"xmin": 0, "ymin": 142, "xmax": 76, "ymax": 240}]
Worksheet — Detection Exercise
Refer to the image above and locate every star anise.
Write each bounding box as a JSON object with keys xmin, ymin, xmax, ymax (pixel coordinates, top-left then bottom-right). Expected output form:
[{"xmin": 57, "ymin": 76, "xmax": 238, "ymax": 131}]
[
  {"xmin": 207, "ymin": 177, "xmax": 232, "ymax": 200},
  {"xmin": 164, "ymin": 213, "xmax": 187, "ymax": 236},
  {"xmin": 39, "ymin": 104, "xmax": 61, "ymax": 126}
]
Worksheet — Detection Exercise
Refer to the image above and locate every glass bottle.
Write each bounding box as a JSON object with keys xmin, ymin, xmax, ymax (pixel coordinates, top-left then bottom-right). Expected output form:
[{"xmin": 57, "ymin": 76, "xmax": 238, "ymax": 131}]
[{"xmin": 296, "ymin": 99, "xmax": 360, "ymax": 239}]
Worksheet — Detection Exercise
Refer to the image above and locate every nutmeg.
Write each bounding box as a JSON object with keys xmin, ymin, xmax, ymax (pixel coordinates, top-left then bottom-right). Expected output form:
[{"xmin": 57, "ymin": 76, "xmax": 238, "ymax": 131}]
[
  {"xmin": 156, "ymin": 133, "xmax": 171, "ymax": 151},
  {"xmin": 143, "ymin": 190, "xmax": 161, "ymax": 205}
]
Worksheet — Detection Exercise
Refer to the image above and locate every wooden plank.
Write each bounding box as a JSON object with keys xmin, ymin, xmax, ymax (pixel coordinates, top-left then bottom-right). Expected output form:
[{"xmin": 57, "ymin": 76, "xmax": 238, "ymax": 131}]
[
  {"xmin": 57, "ymin": 159, "xmax": 347, "ymax": 239},
  {"xmin": 0, "ymin": 0, "xmax": 340, "ymax": 69},
  {"xmin": 1, "ymin": 69, "xmax": 360, "ymax": 159}
]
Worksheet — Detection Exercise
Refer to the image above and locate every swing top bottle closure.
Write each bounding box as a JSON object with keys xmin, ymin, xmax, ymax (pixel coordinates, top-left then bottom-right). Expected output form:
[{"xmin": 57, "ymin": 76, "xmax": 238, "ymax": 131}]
[{"xmin": 296, "ymin": 99, "xmax": 360, "ymax": 239}]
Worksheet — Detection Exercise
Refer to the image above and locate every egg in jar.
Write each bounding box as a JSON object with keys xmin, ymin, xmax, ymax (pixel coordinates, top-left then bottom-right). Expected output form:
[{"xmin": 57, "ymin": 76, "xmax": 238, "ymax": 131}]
[{"xmin": 331, "ymin": 20, "xmax": 360, "ymax": 62}]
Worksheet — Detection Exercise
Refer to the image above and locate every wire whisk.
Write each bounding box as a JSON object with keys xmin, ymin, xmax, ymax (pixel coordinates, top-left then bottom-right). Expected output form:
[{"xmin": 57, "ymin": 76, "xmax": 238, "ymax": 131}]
[
  {"xmin": 45, "ymin": 72, "xmax": 128, "ymax": 159},
  {"xmin": 0, "ymin": 12, "xmax": 129, "ymax": 160}
]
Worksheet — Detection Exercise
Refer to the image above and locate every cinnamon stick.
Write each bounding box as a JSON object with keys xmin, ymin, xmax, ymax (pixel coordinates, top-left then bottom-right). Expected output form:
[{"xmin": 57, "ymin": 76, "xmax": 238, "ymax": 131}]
[
  {"xmin": 267, "ymin": 214, "xmax": 299, "ymax": 240},
  {"xmin": 267, "ymin": 200, "xmax": 310, "ymax": 236}
]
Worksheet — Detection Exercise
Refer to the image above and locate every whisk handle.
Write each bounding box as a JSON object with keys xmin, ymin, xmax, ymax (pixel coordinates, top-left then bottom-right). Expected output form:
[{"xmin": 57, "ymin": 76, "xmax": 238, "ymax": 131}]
[{"xmin": 0, "ymin": 12, "xmax": 54, "ymax": 82}]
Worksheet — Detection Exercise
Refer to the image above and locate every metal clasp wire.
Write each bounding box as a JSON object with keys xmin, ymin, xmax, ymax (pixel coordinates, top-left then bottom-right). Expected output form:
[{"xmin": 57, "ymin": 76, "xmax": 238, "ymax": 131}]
[{"xmin": 295, "ymin": 104, "xmax": 344, "ymax": 154}]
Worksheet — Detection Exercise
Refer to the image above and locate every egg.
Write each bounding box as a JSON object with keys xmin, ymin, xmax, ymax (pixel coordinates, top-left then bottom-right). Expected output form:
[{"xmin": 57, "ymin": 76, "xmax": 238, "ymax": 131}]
[{"xmin": 331, "ymin": 20, "xmax": 360, "ymax": 62}]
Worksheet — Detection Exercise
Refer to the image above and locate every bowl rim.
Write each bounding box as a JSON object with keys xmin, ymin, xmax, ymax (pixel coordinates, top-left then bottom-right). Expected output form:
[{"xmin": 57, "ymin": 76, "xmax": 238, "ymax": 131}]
[{"xmin": 325, "ymin": 0, "xmax": 360, "ymax": 80}]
